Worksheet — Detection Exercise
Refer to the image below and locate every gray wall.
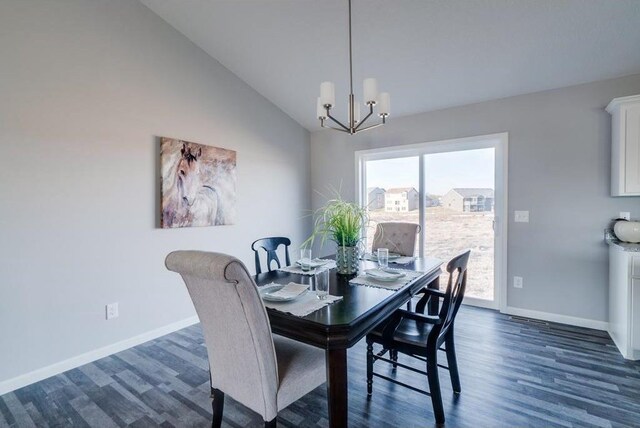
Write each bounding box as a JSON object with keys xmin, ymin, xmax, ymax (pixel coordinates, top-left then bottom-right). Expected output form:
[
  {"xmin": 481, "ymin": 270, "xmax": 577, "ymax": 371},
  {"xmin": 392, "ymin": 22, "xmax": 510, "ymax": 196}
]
[
  {"xmin": 311, "ymin": 74, "xmax": 640, "ymax": 324},
  {"xmin": 0, "ymin": 0, "xmax": 310, "ymax": 387}
]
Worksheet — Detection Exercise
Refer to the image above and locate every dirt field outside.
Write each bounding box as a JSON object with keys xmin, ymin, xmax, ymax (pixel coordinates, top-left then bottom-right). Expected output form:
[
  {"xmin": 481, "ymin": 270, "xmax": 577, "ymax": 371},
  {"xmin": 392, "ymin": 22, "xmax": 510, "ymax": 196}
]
[{"xmin": 366, "ymin": 206, "xmax": 494, "ymax": 301}]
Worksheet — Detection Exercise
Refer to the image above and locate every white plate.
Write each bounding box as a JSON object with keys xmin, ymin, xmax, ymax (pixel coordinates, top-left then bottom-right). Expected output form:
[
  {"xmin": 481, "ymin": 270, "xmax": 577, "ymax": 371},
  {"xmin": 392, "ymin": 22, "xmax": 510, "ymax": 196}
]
[
  {"xmin": 364, "ymin": 268, "xmax": 406, "ymax": 282},
  {"xmin": 295, "ymin": 258, "xmax": 330, "ymax": 269},
  {"xmin": 260, "ymin": 284, "xmax": 308, "ymax": 302}
]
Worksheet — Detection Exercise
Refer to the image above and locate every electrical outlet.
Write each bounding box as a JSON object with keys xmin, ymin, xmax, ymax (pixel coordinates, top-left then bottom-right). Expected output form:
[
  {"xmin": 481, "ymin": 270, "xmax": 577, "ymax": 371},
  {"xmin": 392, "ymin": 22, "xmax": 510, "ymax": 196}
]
[
  {"xmin": 513, "ymin": 276, "xmax": 523, "ymax": 289},
  {"xmin": 514, "ymin": 211, "xmax": 529, "ymax": 223},
  {"xmin": 620, "ymin": 212, "xmax": 631, "ymax": 220},
  {"xmin": 106, "ymin": 303, "xmax": 119, "ymax": 320}
]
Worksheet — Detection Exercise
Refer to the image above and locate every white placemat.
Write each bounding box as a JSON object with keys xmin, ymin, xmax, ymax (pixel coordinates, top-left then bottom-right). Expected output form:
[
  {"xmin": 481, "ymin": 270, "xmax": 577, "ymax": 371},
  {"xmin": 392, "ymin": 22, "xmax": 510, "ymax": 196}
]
[
  {"xmin": 278, "ymin": 259, "xmax": 337, "ymax": 276},
  {"xmin": 361, "ymin": 253, "xmax": 416, "ymax": 266},
  {"xmin": 349, "ymin": 269, "xmax": 425, "ymax": 291},
  {"xmin": 261, "ymin": 284, "xmax": 343, "ymax": 317}
]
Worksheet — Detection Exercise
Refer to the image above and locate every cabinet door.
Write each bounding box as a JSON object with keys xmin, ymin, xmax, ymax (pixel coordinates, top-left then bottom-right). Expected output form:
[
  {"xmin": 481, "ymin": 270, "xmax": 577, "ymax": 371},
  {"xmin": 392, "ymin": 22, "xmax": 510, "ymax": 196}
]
[{"xmin": 625, "ymin": 105, "xmax": 640, "ymax": 194}]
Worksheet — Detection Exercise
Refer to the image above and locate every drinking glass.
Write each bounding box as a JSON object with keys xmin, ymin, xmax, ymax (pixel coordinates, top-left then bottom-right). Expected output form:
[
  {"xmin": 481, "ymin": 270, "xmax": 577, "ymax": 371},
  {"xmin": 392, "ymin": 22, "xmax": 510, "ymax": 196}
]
[
  {"xmin": 300, "ymin": 248, "xmax": 312, "ymax": 272},
  {"xmin": 377, "ymin": 248, "xmax": 389, "ymax": 269},
  {"xmin": 314, "ymin": 268, "xmax": 329, "ymax": 300}
]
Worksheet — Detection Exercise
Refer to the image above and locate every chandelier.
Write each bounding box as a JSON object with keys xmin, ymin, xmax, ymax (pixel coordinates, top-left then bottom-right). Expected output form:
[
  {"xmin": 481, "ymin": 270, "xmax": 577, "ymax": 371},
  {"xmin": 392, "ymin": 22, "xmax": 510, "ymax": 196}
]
[{"xmin": 316, "ymin": 0, "xmax": 390, "ymax": 134}]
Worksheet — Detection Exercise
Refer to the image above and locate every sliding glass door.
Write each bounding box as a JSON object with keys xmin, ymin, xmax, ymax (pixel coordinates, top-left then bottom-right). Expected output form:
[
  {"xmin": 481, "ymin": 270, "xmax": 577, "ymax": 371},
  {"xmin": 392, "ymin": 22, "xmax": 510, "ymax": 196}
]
[{"xmin": 358, "ymin": 134, "xmax": 507, "ymax": 309}]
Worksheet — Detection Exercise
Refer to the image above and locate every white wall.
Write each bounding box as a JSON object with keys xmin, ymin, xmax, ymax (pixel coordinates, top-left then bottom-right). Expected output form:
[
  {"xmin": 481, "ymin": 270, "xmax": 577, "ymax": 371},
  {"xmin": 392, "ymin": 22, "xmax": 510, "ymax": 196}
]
[
  {"xmin": 0, "ymin": 0, "xmax": 310, "ymax": 391},
  {"xmin": 311, "ymin": 74, "xmax": 640, "ymax": 326}
]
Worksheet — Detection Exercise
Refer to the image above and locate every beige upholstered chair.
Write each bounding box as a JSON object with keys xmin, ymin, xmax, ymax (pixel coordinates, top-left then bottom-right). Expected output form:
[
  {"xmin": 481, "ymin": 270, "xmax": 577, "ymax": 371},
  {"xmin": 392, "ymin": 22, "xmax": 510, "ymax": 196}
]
[
  {"xmin": 165, "ymin": 251, "xmax": 326, "ymax": 428},
  {"xmin": 371, "ymin": 222, "xmax": 421, "ymax": 256}
]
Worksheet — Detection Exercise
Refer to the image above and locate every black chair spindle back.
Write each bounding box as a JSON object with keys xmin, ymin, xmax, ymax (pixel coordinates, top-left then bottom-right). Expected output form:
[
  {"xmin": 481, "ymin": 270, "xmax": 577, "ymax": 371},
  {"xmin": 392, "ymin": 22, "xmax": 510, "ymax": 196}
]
[
  {"xmin": 433, "ymin": 250, "xmax": 470, "ymax": 344},
  {"xmin": 251, "ymin": 237, "xmax": 291, "ymax": 275}
]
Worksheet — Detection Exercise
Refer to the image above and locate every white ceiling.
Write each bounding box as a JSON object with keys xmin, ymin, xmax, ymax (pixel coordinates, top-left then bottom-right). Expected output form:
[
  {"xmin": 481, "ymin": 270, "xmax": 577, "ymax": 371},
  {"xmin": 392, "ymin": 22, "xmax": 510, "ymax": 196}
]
[{"xmin": 141, "ymin": 0, "xmax": 640, "ymax": 131}]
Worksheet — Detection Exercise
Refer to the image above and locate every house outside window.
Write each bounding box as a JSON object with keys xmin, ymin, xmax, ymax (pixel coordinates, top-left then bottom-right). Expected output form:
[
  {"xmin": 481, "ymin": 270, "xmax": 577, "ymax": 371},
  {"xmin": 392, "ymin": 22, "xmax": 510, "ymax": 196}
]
[
  {"xmin": 384, "ymin": 187, "xmax": 419, "ymax": 212},
  {"xmin": 442, "ymin": 188, "xmax": 494, "ymax": 212}
]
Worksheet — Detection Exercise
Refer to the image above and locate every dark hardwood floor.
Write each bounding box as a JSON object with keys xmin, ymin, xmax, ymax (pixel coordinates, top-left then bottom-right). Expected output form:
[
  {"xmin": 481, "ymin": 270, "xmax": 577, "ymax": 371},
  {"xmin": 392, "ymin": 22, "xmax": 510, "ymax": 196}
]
[{"xmin": 2, "ymin": 306, "xmax": 639, "ymax": 427}]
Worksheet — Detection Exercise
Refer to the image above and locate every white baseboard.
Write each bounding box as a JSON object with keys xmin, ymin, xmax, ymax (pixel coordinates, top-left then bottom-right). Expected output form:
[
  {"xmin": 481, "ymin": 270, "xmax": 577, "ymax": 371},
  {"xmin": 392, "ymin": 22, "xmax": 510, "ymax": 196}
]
[
  {"xmin": 0, "ymin": 315, "xmax": 199, "ymax": 396},
  {"xmin": 502, "ymin": 306, "xmax": 608, "ymax": 331}
]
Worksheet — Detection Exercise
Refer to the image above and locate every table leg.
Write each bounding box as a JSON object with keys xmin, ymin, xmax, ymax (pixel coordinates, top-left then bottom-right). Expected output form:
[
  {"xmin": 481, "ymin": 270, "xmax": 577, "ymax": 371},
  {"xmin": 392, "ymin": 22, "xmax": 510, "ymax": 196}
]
[
  {"xmin": 427, "ymin": 276, "xmax": 440, "ymax": 315},
  {"xmin": 326, "ymin": 348, "xmax": 348, "ymax": 428}
]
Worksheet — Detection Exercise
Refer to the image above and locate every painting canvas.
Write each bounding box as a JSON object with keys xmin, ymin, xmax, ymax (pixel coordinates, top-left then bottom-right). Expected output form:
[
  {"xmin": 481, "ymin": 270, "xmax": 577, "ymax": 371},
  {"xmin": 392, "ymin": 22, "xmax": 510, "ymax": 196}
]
[{"xmin": 160, "ymin": 137, "xmax": 237, "ymax": 228}]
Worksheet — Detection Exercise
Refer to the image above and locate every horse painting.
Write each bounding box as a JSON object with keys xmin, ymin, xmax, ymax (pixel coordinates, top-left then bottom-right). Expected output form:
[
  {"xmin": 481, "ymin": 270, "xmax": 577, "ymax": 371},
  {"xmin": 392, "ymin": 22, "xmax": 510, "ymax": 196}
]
[{"xmin": 160, "ymin": 137, "xmax": 237, "ymax": 228}]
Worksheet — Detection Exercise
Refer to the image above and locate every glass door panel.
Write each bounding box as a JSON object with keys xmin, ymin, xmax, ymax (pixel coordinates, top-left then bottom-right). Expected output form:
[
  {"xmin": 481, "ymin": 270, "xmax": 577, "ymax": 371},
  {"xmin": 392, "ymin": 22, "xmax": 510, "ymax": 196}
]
[
  {"xmin": 423, "ymin": 148, "xmax": 495, "ymax": 301},
  {"xmin": 364, "ymin": 157, "xmax": 419, "ymax": 254}
]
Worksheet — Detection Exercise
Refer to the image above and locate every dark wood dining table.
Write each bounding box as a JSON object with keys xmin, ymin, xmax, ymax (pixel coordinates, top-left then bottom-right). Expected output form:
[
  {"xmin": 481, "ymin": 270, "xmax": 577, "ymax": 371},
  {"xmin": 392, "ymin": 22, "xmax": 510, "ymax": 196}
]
[{"xmin": 253, "ymin": 256, "xmax": 443, "ymax": 428}]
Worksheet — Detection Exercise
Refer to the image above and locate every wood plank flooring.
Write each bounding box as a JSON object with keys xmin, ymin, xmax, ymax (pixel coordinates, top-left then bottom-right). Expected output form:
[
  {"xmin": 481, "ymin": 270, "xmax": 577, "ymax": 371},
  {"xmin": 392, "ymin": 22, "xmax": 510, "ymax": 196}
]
[{"xmin": 1, "ymin": 306, "xmax": 639, "ymax": 427}]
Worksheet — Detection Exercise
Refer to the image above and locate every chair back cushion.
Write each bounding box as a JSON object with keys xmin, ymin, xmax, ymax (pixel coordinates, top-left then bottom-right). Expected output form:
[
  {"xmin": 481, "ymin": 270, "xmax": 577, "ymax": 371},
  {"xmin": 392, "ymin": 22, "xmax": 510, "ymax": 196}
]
[
  {"xmin": 371, "ymin": 222, "xmax": 421, "ymax": 256},
  {"xmin": 165, "ymin": 251, "xmax": 278, "ymax": 419}
]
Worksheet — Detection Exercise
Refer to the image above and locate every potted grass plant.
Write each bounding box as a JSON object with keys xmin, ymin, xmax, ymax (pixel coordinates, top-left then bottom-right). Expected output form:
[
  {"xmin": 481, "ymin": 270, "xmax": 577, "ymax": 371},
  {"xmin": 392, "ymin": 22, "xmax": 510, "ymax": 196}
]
[{"xmin": 305, "ymin": 194, "xmax": 369, "ymax": 275}]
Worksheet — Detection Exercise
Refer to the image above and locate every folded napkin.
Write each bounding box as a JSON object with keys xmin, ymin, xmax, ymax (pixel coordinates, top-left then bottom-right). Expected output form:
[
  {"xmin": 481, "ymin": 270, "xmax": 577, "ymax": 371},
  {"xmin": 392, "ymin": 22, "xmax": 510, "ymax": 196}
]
[
  {"xmin": 364, "ymin": 268, "xmax": 405, "ymax": 280},
  {"xmin": 389, "ymin": 256, "xmax": 416, "ymax": 265},
  {"xmin": 265, "ymin": 282, "xmax": 308, "ymax": 300},
  {"xmin": 361, "ymin": 253, "xmax": 415, "ymax": 266},
  {"xmin": 350, "ymin": 269, "xmax": 425, "ymax": 291},
  {"xmin": 262, "ymin": 290, "xmax": 343, "ymax": 317},
  {"xmin": 296, "ymin": 258, "xmax": 331, "ymax": 269},
  {"xmin": 278, "ymin": 259, "xmax": 337, "ymax": 276}
]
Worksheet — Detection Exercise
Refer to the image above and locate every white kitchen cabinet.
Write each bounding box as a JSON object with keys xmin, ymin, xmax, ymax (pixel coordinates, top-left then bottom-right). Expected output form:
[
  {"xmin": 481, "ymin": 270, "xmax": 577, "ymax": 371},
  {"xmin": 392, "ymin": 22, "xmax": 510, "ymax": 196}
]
[
  {"xmin": 606, "ymin": 94, "xmax": 640, "ymax": 196},
  {"xmin": 608, "ymin": 242, "xmax": 640, "ymax": 359}
]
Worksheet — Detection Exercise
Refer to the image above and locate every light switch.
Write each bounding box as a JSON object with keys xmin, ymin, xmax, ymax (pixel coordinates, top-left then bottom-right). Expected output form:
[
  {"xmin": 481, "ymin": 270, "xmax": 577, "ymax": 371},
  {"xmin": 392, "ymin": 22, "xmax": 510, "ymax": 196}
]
[{"xmin": 514, "ymin": 211, "xmax": 529, "ymax": 223}]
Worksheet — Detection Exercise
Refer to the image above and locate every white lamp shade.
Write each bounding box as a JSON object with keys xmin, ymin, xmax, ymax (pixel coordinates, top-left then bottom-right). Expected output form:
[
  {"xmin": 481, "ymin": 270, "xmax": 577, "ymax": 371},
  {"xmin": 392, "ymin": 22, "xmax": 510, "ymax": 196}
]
[
  {"xmin": 378, "ymin": 92, "xmax": 390, "ymax": 116},
  {"xmin": 320, "ymin": 81, "xmax": 335, "ymax": 107},
  {"xmin": 363, "ymin": 78, "xmax": 378, "ymax": 104},
  {"xmin": 317, "ymin": 97, "xmax": 326, "ymax": 119}
]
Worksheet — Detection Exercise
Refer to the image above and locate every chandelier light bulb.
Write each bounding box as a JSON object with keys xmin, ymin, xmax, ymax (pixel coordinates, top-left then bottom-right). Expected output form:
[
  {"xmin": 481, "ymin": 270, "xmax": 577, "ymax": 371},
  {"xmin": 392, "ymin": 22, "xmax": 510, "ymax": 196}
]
[
  {"xmin": 320, "ymin": 82, "xmax": 335, "ymax": 108},
  {"xmin": 363, "ymin": 78, "xmax": 378, "ymax": 105},
  {"xmin": 378, "ymin": 92, "xmax": 390, "ymax": 116}
]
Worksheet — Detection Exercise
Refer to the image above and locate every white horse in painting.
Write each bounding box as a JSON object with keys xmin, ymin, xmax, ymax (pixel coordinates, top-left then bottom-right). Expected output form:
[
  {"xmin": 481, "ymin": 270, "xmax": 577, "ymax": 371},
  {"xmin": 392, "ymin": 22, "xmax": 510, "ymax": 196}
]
[{"xmin": 162, "ymin": 143, "xmax": 218, "ymax": 227}]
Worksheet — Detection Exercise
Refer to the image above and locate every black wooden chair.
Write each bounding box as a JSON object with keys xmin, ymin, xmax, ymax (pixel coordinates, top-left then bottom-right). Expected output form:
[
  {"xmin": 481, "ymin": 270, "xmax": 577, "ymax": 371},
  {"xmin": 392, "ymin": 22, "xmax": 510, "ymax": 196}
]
[
  {"xmin": 251, "ymin": 237, "xmax": 292, "ymax": 274},
  {"xmin": 366, "ymin": 250, "xmax": 471, "ymax": 425}
]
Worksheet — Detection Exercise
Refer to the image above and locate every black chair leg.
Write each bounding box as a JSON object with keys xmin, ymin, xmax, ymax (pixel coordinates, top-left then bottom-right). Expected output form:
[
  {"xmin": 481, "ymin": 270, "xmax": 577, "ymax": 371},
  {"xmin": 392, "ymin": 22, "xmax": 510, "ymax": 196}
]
[
  {"xmin": 265, "ymin": 418, "xmax": 277, "ymax": 428},
  {"xmin": 366, "ymin": 340, "xmax": 374, "ymax": 395},
  {"xmin": 211, "ymin": 388, "xmax": 224, "ymax": 428},
  {"xmin": 426, "ymin": 355, "xmax": 445, "ymax": 425},
  {"xmin": 445, "ymin": 331, "xmax": 461, "ymax": 393},
  {"xmin": 390, "ymin": 349, "xmax": 398, "ymax": 369}
]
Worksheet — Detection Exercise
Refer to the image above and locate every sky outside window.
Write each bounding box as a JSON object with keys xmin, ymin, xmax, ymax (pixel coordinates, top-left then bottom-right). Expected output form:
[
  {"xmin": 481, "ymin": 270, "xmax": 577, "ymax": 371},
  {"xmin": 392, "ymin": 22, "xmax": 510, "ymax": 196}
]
[{"xmin": 367, "ymin": 149, "xmax": 494, "ymax": 195}]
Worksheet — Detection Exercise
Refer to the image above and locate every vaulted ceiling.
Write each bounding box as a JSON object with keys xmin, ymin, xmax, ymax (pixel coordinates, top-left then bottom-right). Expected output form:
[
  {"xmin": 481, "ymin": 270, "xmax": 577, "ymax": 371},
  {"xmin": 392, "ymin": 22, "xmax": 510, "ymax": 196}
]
[{"xmin": 141, "ymin": 0, "xmax": 640, "ymax": 131}]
